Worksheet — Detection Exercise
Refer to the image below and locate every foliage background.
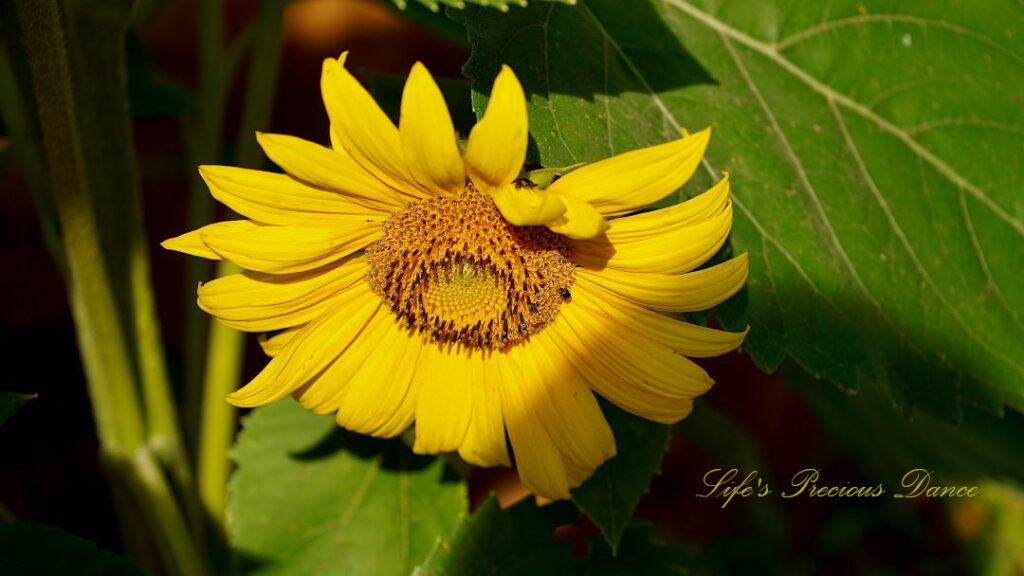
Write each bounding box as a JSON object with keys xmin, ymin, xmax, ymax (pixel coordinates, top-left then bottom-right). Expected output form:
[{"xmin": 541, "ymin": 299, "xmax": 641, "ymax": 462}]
[{"xmin": 0, "ymin": 0, "xmax": 1021, "ymax": 574}]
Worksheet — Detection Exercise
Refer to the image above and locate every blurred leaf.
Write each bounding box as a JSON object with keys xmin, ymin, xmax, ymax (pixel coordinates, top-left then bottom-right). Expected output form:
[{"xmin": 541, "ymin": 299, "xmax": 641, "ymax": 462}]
[
  {"xmin": 577, "ymin": 523, "xmax": 690, "ymax": 575},
  {"xmin": 452, "ymin": 0, "xmax": 1024, "ymax": 421},
  {"xmin": 0, "ymin": 523, "xmax": 145, "ymax": 575},
  {"xmin": 391, "ymin": 0, "xmax": 575, "ymax": 14},
  {"xmin": 125, "ymin": 32, "xmax": 194, "ymax": 118},
  {"xmin": 954, "ymin": 481, "xmax": 1024, "ymax": 576},
  {"xmin": 786, "ymin": 360, "xmax": 1024, "ymax": 484},
  {"xmin": 571, "ymin": 402, "xmax": 670, "ymax": 553},
  {"xmin": 0, "ymin": 392, "xmax": 34, "ymax": 426},
  {"xmin": 230, "ymin": 399, "xmax": 467, "ymax": 576},
  {"xmin": 414, "ymin": 496, "xmax": 574, "ymax": 576},
  {"xmin": 0, "ymin": 392, "xmax": 35, "ymax": 427}
]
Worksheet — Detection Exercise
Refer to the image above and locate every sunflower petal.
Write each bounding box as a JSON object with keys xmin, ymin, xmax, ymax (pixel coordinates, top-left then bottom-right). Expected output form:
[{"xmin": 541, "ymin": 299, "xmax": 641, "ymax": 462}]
[
  {"xmin": 256, "ymin": 132, "xmax": 410, "ymax": 208},
  {"xmin": 457, "ymin": 353, "xmax": 511, "ymax": 467},
  {"xmin": 226, "ymin": 286, "xmax": 379, "ymax": 407},
  {"xmin": 161, "ymin": 222, "xmax": 258, "ymax": 259},
  {"xmin": 575, "ymin": 253, "xmax": 748, "ymax": 313},
  {"xmin": 200, "ymin": 164, "xmax": 390, "ymax": 226},
  {"xmin": 321, "ymin": 55, "xmax": 428, "ymax": 197},
  {"xmin": 572, "ymin": 276, "xmax": 748, "ymax": 358},
  {"xmin": 400, "ymin": 63, "xmax": 465, "ymax": 195},
  {"xmin": 198, "ymin": 257, "xmax": 367, "ymax": 332},
  {"xmin": 413, "ymin": 344, "xmax": 473, "ymax": 454},
  {"xmin": 547, "ymin": 128, "xmax": 710, "ymax": 216},
  {"xmin": 546, "ymin": 313, "xmax": 696, "ymax": 424},
  {"xmin": 334, "ymin": 315, "xmax": 420, "ymax": 437},
  {"xmin": 603, "ymin": 174, "xmax": 730, "ymax": 239},
  {"xmin": 463, "ymin": 66, "xmax": 528, "ymax": 191},
  {"xmin": 495, "ymin": 350, "xmax": 571, "ymax": 500},
  {"xmin": 544, "ymin": 192, "xmax": 609, "ymax": 240},
  {"xmin": 199, "ymin": 220, "xmax": 380, "ymax": 274},
  {"xmin": 257, "ymin": 326, "xmax": 303, "ymax": 358},
  {"xmin": 572, "ymin": 201, "xmax": 733, "ymax": 274},
  {"xmin": 490, "ymin": 183, "xmax": 566, "ymax": 226},
  {"xmin": 522, "ymin": 332, "xmax": 616, "ymax": 473}
]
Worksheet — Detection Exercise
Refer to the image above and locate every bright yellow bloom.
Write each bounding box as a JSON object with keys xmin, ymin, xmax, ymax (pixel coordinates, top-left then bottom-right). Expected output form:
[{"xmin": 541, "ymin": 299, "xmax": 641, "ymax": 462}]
[{"xmin": 164, "ymin": 53, "xmax": 748, "ymax": 500}]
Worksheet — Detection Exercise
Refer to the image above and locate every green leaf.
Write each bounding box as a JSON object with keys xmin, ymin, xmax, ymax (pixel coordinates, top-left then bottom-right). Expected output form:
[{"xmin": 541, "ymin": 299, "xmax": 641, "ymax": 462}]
[
  {"xmin": 452, "ymin": 0, "xmax": 1024, "ymax": 420},
  {"xmin": 786, "ymin": 360, "xmax": 1024, "ymax": 483},
  {"xmin": 414, "ymin": 496, "xmax": 575, "ymax": 576},
  {"xmin": 0, "ymin": 523, "xmax": 145, "ymax": 576},
  {"xmin": 230, "ymin": 399, "xmax": 467, "ymax": 576},
  {"xmin": 0, "ymin": 392, "xmax": 35, "ymax": 426},
  {"xmin": 577, "ymin": 523, "xmax": 690, "ymax": 576},
  {"xmin": 571, "ymin": 402, "xmax": 670, "ymax": 553}
]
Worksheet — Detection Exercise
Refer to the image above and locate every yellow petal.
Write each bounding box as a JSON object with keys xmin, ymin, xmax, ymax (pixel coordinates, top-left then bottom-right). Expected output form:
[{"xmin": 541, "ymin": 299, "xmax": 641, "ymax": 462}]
[
  {"xmin": 320, "ymin": 55, "xmax": 428, "ymax": 197},
  {"xmin": 292, "ymin": 306, "xmax": 388, "ymax": 416},
  {"xmin": 547, "ymin": 128, "xmax": 711, "ymax": 216},
  {"xmin": 520, "ymin": 333, "xmax": 616, "ymax": 473},
  {"xmin": 572, "ymin": 275, "xmax": 749, "ymax": 358},
  {"xmin": 400, "ymin": 62, "xmax": 465, "ymax": 195},
  {"xmin": 334, "ymin": 314, "xmax": 420, "ymax": 437},
  {"xmin": 558, "ymin": 290, "xmax": 713, "ymax": 398},
  {"xmin": 575, "ymin": 253, "xmax": 748, "ymax": 313},
  {"xmin": 544, "ymin": 192, "xmax": 609, "ymax": 240},
  {"xmin": 490, "ymin": 183, "xmax": 566, "ymax": 226},
  {"xmin": 546, "ymin": 313, "xmax": 695, "ymax": 424},
  {"xmin": 198, "ymin": 257, "xmax": 367, "ymax": 332},
  {"xmin": 463, "ymin": 66, "xmax": 528, "ymax": 191},
  {"xmin": 256, "ymin": 132, "xmax": 411, "ymax": 208},
  {"xmin": 161, "ymin": 222, "xmax": 257, "ymax": 259},
  {"xmin": 495, "ymin": 350, "xmax": 571, "ymax": 500},
  {"xmin": 413, "ymin": 344, "xmax": 473, "ymax": 454},
  {"xmin": 257, "ymin": 326, "xmax": 303, "ymax": 358},
  {"xmin": 200, "ymin": 164, "xmax": 390, "ymax": 226},
  {"xmin": 604, "ymin": 174, "xmax": 730, "ymax": 239},
  {"xmin": 226, "ymin": 285, "xmax": 379, "ymax": 407},
  {"xmin": 457, "ymin": 353, "xmax": 511, "ymax": 467},
  {"xmin": 572, "ymin": 201, "xmax": 733, "ymax": 274},
  {"xmin": 200, "ymin": 219, "xmax": 381, "ymax": 274}
]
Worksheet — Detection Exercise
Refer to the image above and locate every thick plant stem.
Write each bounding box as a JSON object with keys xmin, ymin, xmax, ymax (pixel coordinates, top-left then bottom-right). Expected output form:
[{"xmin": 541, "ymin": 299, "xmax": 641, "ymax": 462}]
[
  {"xmin": 16, "ymin": 1, "xmax": 205, "ymax": 573},
  {"xmin": 16, "ymin": 0, "xmax": 143, "ymax": 454},
  {"xmin": 197, "ymin": 0, "xmax": 290, "ymax": 528}
]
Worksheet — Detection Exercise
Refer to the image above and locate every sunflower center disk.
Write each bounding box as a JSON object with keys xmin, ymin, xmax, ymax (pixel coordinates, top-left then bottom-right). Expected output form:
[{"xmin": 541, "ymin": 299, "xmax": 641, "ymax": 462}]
[{"xmin": 366, "ymin": 187, "xmax": 574, "ymax": 350}]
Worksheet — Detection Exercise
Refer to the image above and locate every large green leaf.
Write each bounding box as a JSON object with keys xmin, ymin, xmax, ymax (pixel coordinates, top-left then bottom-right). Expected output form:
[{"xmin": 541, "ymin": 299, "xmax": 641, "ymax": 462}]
[
  {"xmin": 571, "ymin": 403, "xmax": 670, "ymax": 553},
  {"xmin": 452, "ymin": 0, "xmax": 1024, "ymax": 421},
  {"xmin": 0, "ymin": 523, "xmax": 145, "ymax": 576},
  {"xmin": 230, "ymin": 399, "xmax": 467, "ymax": 575},
  {"xmin": 414, "ymin": 496, "xmax": 575, "ymax": 576}
]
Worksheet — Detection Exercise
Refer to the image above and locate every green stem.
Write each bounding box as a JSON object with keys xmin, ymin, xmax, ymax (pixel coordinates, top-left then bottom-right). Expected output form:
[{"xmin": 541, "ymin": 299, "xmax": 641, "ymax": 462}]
[
  {"xmin": 15, "ymin": 0, "xmax": 144, "ymax": 453},
  {"xmin": 16, "ymin": 2, "xmax": 206, "ymax": 572},
  {"xmin": 183, "ymin": 0, "xmax": 229, "ymax": 449},
  {"xmin": 197, "ymin": 0, "xmax": 290, "ymax": 527}
]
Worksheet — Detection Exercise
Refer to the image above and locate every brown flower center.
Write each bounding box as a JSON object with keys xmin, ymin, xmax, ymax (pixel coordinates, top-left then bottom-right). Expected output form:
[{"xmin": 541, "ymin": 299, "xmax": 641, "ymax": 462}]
[{"xmin": 365, "ymin": 186, "xmax": 574, "ymax": 350}]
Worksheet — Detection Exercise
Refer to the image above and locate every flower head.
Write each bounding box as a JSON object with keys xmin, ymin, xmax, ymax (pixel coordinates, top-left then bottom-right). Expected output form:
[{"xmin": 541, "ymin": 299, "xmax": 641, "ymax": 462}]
[{"xmin": 164, "ymin": 53, "xmax": 748, "ymax": 500}]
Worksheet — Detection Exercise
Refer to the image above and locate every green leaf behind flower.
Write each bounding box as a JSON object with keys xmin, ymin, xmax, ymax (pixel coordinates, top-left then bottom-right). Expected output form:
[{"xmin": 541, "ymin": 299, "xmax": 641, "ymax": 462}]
[
  {"xmin": 0, "ymin": 392, "xmax": 35, "ymax": 427},
  {"xmin": 571, "ymin": 402, "xmax": 670, "ymax": 553},
  {"xmin": 230, "ymin": 399, "xmax": 467, "ymax": 576},
  {"xmin": 452, "ymin": 0, "xmax": 1024, "ymax": 421}
]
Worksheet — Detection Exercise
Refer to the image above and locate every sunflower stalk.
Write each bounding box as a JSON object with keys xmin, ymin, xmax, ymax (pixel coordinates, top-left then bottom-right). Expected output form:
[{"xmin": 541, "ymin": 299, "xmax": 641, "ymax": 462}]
[
  {"xmin": 195, "ymin": 0, "xmax": 289, "ymax": 552},
  {"xmin": 14, "ymin": 0, "xmax": 205, "ymax": 573}
]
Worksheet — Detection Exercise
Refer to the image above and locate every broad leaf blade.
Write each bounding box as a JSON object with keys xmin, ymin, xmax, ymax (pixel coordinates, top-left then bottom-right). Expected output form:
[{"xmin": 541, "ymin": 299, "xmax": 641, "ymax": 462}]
[
  {"xmin": 571, "ymin": 403, "xmax": 670, "ymax": 553},
  {"xmin": 230, "ymin": 399, "xmax": 466, "ymax": 576},
  {"xmin": 453, "ymin": 0, "xmax": 1024, "ymax": 419},
  {"xmin": 414, "ymin": 496, "xmax": 575, "ymax": 576}
]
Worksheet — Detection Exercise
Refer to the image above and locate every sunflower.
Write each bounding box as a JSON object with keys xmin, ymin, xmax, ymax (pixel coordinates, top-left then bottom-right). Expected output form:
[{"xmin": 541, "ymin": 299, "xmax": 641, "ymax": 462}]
[{"xmin": 164, "ymin": 53, "xmax": 748, "ymax": 500}]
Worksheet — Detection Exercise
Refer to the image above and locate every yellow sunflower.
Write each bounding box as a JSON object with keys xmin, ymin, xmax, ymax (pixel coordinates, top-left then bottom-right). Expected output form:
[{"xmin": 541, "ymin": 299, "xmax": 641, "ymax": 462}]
[{"xmin": 164, "ymin": 53, "xmax": 748, "ymax": 500}]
